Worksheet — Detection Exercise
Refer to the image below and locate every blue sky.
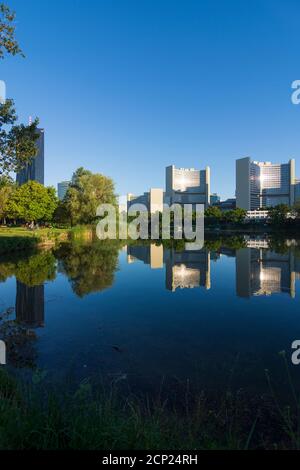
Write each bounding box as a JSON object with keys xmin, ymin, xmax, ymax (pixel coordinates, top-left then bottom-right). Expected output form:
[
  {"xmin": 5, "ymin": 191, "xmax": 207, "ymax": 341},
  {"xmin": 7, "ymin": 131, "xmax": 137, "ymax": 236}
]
[{"xmin": 1, "ymin": 0, "xmax": 300, "ymax": 199}]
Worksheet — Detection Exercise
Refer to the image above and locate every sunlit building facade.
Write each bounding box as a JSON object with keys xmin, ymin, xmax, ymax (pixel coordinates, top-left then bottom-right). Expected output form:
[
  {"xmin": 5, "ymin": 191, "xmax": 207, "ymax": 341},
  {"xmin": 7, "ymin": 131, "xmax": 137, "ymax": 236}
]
[
  {"xmin": 165, "ymin": 165, "xmax": 210, "ymax": 208},
  {"xmin": 236, "ymin": 157, "xmax": 296, "ymax": 210},
  {"xmin": 127, "ymin": 188, "xmax": 164, "ymax": 213}
]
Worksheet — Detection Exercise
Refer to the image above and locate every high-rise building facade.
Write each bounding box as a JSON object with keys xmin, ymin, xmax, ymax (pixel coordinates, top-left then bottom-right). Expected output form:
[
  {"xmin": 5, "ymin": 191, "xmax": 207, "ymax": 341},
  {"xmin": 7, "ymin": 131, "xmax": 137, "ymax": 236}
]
[
  {"xmin": 57, "ymin": 181, "xmax": 71, "ymax": 200},
  {"xmin": 295, "ymin": 179, "xmax": 300, "ymax": 203},
  {"xmin": 165, "ymin": 165, "xmax": 210, "ymax": 208},
  {"xmin": 236, "ymin": 157, "xmax": 296, "ymax": 210},
  {"xmin": 16, "ymin": 128, "xmax": 45, "ymax": 185},
  {"xmin": 210, "ymin": 193, "xmax": 221, "ymax": 205},
  {"xmin": 127, "ymin": 188, "xmax": 164, "ymax": 213}
]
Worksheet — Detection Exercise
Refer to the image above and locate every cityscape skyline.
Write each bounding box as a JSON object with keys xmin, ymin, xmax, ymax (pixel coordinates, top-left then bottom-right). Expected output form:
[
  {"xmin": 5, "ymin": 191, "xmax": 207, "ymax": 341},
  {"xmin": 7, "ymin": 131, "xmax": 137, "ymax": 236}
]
[{"xmin": 2, "ymin": 0, "xmax": 300, "ymax": 200}]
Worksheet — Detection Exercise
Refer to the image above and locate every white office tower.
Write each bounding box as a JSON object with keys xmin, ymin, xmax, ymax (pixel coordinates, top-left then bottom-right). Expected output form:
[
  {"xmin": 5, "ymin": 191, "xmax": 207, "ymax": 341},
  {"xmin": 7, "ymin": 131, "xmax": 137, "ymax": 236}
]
[
  {"xmin": 236, "ymin": 157, "xmax": 296, "ymax": 210},
  {"xmin": 165, "ymin": 165, "xmax": 210, "ymax": 208}
]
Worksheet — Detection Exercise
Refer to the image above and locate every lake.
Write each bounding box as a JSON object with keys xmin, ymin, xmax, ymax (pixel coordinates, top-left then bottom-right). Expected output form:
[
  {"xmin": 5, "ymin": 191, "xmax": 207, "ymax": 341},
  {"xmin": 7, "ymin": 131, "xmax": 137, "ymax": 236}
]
[{"xmin": 1, "ymin": 237, "xmax": 300, "ymax": 401}]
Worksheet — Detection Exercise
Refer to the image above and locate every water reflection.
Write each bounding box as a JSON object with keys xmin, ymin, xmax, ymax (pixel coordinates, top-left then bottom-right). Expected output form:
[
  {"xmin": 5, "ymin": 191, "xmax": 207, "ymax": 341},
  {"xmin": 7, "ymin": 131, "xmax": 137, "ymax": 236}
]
[
  {"xmin": 127, "ymin": 240, "xmax": 300, "ymax": 297},
  {"xmin": 0, "ymin": 237, "xmax": 300, "ymax": 392},
  {"xmin": 128, "ymin": 244, "xmax": 212, "ymax": 290},
  {"xmin": 55, "ymin": 241, "xmax": 119, "ymax": 297},
  {"xmin": 0, "ymin": 238, "xmax": 299, "ymax": 323},
  {"xmin": 236, "ymin": 248, "xmax": 298, "ymax": 298},
  {"xmin": 16, "ymin": 282, "xmax": 44, "ymax": 327}
]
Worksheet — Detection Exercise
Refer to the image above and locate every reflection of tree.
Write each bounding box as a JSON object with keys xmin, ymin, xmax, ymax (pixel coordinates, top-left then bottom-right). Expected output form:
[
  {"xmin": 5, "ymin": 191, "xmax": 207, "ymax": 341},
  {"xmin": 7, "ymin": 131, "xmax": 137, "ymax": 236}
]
[
  {"xmin": 0, "ymin": 261, "xmax": 15, "ymax": 282},
  {"xmin": 0, "ymin": 251, "xmax": 56, "ymax": 286},
  {"xmin": 55, "ymin": 241, "xmax": 119, "ymax": 297}
]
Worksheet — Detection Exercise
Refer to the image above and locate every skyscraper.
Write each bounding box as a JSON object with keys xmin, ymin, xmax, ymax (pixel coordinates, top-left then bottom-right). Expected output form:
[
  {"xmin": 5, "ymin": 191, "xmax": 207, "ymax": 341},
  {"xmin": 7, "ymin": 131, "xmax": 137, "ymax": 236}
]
[
  {"xmin": 16, "ymin": 128, "xmax": 45, "ymax": 185},
  {"xmin": 295, "ymin": 179, "xmax": 300, "ymax": 203},
  {"xmin": 236, "ymin": 157, "xmax": 296, "ymax": 210},
  {"xmin": 165, "ymin": 165, "xmax": 210, "ymax": 208},
  {"xmin": 57, "ymin": 181, "xmax": 71, "ymax": 200}
]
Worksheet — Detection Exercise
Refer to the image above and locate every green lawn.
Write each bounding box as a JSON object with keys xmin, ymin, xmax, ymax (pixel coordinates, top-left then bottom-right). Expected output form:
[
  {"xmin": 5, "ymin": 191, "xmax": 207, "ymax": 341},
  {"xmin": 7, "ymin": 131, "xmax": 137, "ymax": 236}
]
[{"xmin": 0, "ymin": 227, "xmax": 70, "ymax": 254}]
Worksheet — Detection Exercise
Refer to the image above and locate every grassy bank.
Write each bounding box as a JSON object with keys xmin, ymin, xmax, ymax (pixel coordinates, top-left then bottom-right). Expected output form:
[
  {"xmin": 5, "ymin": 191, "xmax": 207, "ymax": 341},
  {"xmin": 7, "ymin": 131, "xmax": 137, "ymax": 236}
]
[
  {"xmin": 0, "ymin": 368, "xmax": 299, "ymax": 450},
  {"xmin": 0, "ymin": 227, "xmax": 70, "ymax": 254}
]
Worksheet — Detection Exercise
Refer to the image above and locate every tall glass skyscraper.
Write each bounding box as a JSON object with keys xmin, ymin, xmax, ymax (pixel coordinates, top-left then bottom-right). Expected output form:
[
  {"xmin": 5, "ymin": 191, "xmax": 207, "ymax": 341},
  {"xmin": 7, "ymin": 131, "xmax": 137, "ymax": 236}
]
[
  {"xmin": 165, "ymin": 165, "xmax": 210, "ymax": 208},
  {"xmin": 236, "ymin": 157, "xmax": 296, "ymax": 210},
  {"xmin": 57, "ymin": 181, "xmax": 71, "ymax": 200},
  {"xmin": 16, "ymin": 128, "xmax": 44, "ymax": 185}
]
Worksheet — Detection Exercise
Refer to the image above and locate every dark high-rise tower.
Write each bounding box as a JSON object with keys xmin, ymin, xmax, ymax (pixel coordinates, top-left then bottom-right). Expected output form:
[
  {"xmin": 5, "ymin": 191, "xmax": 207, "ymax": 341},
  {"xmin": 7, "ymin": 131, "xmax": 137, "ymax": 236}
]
[{"xmin": 16, "ymin": 128, "xmax": 44, "ymax": 185}]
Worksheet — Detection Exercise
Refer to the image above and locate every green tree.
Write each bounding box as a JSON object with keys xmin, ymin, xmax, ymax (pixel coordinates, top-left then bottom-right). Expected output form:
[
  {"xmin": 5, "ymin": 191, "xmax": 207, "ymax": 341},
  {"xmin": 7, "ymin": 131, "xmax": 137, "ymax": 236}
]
[
  {"xmin": 0, "ymin": 174, "xmax": 15, "ymax": 223},
  {"xmin": 223, "ymin": 208, "xmax": 247, "ymax": 224},
  {"xmin": 0, "ymin": 3, "xmax": 23, "ymax": 58},
  {"xmin": 292, "ymin": 201, "xmax": 300, "ymax": 219},
  {"xmin": 64, "ymin": 168, "xmax": 116, "ymax": 225},
  {"xmin": 205, "ymin": 206, "xmax": 222, "ymax": 219},
  {"xmin": 0, "ymin": 4, "xmax": 40, "ymax": 175},
  {"xmin": 7, "ymin": 181, "xmax": 58, "ymax": 223},
  {"xmin": 269, "ymin": 204, "xmax": 290, "ymax": 226}
]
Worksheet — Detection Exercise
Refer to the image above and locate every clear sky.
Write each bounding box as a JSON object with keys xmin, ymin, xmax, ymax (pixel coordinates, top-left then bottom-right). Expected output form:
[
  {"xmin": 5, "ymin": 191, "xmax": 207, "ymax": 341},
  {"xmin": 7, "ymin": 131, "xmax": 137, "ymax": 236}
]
[{"xmin": 1, "ymin": 0, "xmax": 300, "ymax": 199}]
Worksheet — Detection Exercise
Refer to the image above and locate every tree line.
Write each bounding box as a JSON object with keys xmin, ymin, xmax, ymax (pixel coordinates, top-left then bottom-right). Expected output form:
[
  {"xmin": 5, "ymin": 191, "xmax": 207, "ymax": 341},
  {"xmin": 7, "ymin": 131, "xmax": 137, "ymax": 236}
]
[{"xmin": 0, "ymin": 168, "xmax": 116, "ymax": 226}]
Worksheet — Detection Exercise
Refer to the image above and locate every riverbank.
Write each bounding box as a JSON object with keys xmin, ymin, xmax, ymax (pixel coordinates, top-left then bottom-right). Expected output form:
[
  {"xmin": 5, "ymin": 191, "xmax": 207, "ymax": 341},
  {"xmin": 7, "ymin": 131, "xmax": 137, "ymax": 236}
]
[{"xmin": 0, "ymin": 227, "xmax": 95, "ymax": 254}]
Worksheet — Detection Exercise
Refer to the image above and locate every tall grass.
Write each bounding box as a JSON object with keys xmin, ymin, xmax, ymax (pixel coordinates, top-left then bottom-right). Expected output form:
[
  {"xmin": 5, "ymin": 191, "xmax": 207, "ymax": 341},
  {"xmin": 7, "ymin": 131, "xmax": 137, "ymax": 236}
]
[{"xmin": 0, "ymin": 368, "xmax": 298, "ymax": 450}]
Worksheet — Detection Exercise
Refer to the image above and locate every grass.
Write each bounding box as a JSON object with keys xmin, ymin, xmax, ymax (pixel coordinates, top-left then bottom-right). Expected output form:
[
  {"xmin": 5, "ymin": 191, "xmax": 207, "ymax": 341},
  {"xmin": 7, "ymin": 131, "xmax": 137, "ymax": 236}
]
[
  {"xmin": 0, "ymin": 227, "xmax": 69, "ymax": 254},
  {"xmin": 0, "ymin": 368, "xmax": 298, "ymax": 450}
]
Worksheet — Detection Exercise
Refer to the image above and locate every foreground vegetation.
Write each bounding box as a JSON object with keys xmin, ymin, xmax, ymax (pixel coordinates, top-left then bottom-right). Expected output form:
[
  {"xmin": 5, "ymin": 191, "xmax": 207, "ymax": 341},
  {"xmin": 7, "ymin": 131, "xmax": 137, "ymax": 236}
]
[{"xmin": 0, "ymin": 364, "xmax": 299, "ymax": 450}]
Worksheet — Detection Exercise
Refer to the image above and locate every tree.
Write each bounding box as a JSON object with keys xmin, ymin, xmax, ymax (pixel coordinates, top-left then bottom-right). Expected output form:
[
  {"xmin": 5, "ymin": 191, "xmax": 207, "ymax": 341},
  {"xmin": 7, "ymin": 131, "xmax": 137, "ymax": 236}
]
[
  {"xmin": 0, "ymin": 174, "xmax": 15, "ymax": 223},
  {"xmin": 64, "ymin": 168, "xmax": 116, "ymax": 225},
  {"xmin": 0, "ymin": 3, "xmax": 24, "ymax": 58},
  {"xmin": 292, "ymin": 201, "xmax": 300, "ymax": 219},
  {"xmin": 269, "ymin": 204, "xmax": 290, "ymax": 226},
  {"xmin": 223, "ymin": 208, "xmax": 247, "ymax": 224},
  {"xmin": 7, "ymin": 181, "xmax": 58, "ymax": 223},
  {"xmin": 0, "ymin": 3, "xmax": 40, "ymax": 175},
  {"xmin": 205, "ymin": 206, "xmax": 222, "ymax": 219}
]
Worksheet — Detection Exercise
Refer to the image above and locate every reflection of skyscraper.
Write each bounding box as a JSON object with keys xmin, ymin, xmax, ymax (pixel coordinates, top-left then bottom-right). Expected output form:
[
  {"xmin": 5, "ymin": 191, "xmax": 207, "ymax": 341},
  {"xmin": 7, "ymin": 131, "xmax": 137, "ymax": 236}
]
[
  {"xmin": 15, "ymin": 281, "xmax": 45, "ymax": 327},
  {"xmin": 165, "ymin": 249, "xmax": 211, "ymax": 291},
  {"xmin": 16, "ymin": 128, "xmax": 44, "ymax": 185},
  {"xmin": 127, "ymin": 244, "xmax": 211, "ymax": 291},
  {"xmin": 236, "ymin": 248, "xmax": 296, "ymax": 298},
  {"xmin": 127, "ymin": 244, "xmax": 163, "ymax": 269}
]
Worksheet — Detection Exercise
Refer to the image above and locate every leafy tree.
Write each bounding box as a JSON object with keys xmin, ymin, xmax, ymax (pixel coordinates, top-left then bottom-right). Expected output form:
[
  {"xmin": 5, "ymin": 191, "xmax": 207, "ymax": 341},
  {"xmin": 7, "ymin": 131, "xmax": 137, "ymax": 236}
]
[
  {"xmin": 269, "ymin": 204, "xmax": 290, "ymax": 225},
  {"xmin": 0, "ymin": 4, "xmax": 40, "ymax": 175},
  {"xmin": 53, "ymin": 200, "xmax": 70, "ymax": 225},
  {"xmin": 223, "ymin": 208, "xmax": 247, "ymax": 224},
  {"xmin": 292, "ymin": 201, "xmax": 300, "ymax": 219},
  {"xmin": 0, "ymin": 3, "xmax": 24, "ymax": 58},
  {"xmin": 64, "ymin": 168, "xmax": 116, "ymax": 225},
  {"xmin": 205, "ymin": 206, "xmax": 222, "ymax": 219},
  {"xmin": 0, "ymin": 174, "xmax": 15, "ymax": 223},
  {"xmin": 6, "ymin": 180, "xmax": 58, "ymax": 223}
]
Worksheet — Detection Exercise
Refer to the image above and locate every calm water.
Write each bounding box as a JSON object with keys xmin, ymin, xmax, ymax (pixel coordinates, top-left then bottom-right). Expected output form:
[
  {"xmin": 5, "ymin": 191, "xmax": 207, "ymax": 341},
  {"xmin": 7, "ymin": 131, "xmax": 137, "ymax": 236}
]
[{"xmin": 1, "ymin": 238, "xmax": 300, "ymax": 399}]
